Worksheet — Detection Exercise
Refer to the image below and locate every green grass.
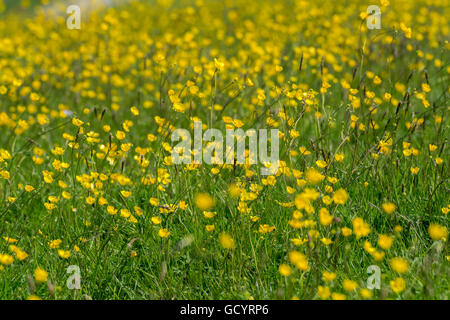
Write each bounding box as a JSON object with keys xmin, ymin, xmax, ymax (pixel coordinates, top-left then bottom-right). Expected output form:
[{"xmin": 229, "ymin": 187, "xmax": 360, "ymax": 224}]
[{"xmin": 0, "ymin": 0, "xmax": 448, "ymax": 300}]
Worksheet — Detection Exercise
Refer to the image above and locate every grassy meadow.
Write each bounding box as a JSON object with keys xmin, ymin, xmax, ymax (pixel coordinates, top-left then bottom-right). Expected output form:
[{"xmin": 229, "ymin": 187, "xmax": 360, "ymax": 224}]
[{"xmin": 0, "ymin": 0, "xmax": 449, "ymax": 300}]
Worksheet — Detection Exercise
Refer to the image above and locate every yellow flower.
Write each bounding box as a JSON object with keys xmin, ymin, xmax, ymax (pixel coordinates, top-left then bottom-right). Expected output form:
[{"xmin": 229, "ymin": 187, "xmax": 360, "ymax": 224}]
[
  {"xmin": 72, "ymin": 118, "xmax": 84, "ymax": 127},
  {"xmin": 331, "ymin": 292, "xmax": 346, "ymax": 300},
  {"xmin": 205, "ymin": 224, "xmax": 215, "ymax": 232},
  {"xmin": 382, "ymin": 202, "xmax": 396, "ymax": 214},
  {"xmin": 390, "ymin": 277, "xmax": 406, "ymax": 294},
  {"xmin": 377, "ymin": 234, "xmax": 394, "ymax": 250},
  {"xmin": 194, "ymin": 193, "xmax": 215, "ymax": 211},
  {"xmin": 228, "ymin": 183, "xmax": 242, "ymax": 198},
  {"xmin": 158, "ymin": 228, "xmax": 170, "ymax": 238},
  {"xmin": 341, "ymin": 227, "xmax": 353, "ymax": 237},
  {"xmin": 57, "ymin": 250, "xmax": 71, "ymax": 259},
  {"xmin": 58, "ymin": 180, "xmax": 68, "ymax": 188},
  {"xmin": 120, "ymin": 190, "xmax": 132, "ymax": 198},
  {"xmin": 319, "ymin": 208, "xmax": 333, "ymax": 226},
  {"xmin": 428, "ymin": 224, "xmax": 448, "ymax": 241},
  {"xmin": 149, "ymin": 198, "xmax": 160, "ymax": 206},
  {"xmin": 258, "ymin": 224, "xmax": 275, "ymax": 234},
  {"xmin": 288, "ymin": 251, "xmax": 309, "ymax": 271},
  {"xmin": 316, "ymin": 160, "xmax": 327, "ymax": 168},
  {"xmin": 0, "ymin": 254, "xmax": 14, "ymax": 265},
  {"xmin": 44, "ymin": 202, "xmax": 56, "ymax": 211},
  {"xmin": 116, "ymin": 130, "xmax": 126, "ymax": 140},
  {"xmin": 13, "ymin": 248, "xmax": 28, "ymax": 261},
  {"xmin": 373, "ymin": 76, "xmax": 382, "ymax": 85},
  {"xmin": 320, "ymin": 237, "xmax": 333, "ymax": 245},
  {"xmin": 62, "ymin": 191, "xmax": 72, "ymax": 199},
  {"xmin": 34, "ymin": 267, "xmax": 48, "ymax": 283},
  {"xmin": 400, "ymin": 23, "xmax": 412, "ymax": 39},
  {"xmin": 322, "ymin": 271, "xmax": 336, "ymax": 282},
  {"xmin": 373, "ymin": 251, "xmax": 385, "ymax": 262},
  {"xmin": 203, "ymin": 211, "xmax": 217, "ymax": 219},
  {"xmin": 178, "ymin": 201, "xmax": 188, "ymax": 210},
  {"xmin": 343, "ymin": 279, "xmax": 358, "ymax": 292},
  {"xmin": 219, "ymin": 232, "xmax": 235, "ymax": 249},
  {"xmin": 299, "ymin": 147, "xmax": 311, "ymax": 155},
  {"xmin": 86, "ymin": 196, "xmax": 96, "ymax": 205},
  {"xmin": 49, "ymin": 239, "xmax": 62, "ymax": 248},
  {"xmin": 151, "ymin": 216, "xmax": 162, "ymax": 224},
  {"xmin": 107, "ymin": 206, "xmax": 118, "ymax": 215},
  {"xmin": 305, "ymin": 168, "xmax": 325, "ymax": 185},
  {"xmin": 27, "ymin": 295, "xmax": 42, "ymax": 300},
  {"xmin": 327, "ymin": 177, "xmax": 338, "ymax": 184},
  {"xmin": 262, "ymin": 175, "xmax": 277, "ymax": 186},
  {"xmin": 3, "ymin": 237, "xmax": 18, "ymax": 243},
  {"xmin": 286, "ymin": 186, "xmax": 296, "ymax": 194},
  {"xmin": 120, "ymin": 209, "xmax": 131, "ymax": 218},
  {"xmin": 130, "ymin": 106, "xmax": 139, "ymax": 116},
  {"xmin": 334, "ymin": 153, "xmax": 345, "ymax": 162},
  {"xmin": 317, "ymin": 286, "xmax": 331, "ymax": 299},
  {"xmin": 352, "ymin": 217, "xmax": 370, "ymax": 239},
  {"xmin": 333, "ymin": 189, "xmax": 349, "ymax": 205},
  {"xmin": 390, "ymin": 257, "xmax": 409, "ymax": 274},
  {"xmin": 0, "ymin": 170, "xmax": 10, "ymax": 179},
  {"xmin": 214, "ymin": 58, "xmax": 224, "ymax": 71},
  {"xmin": 360, "ymin": 288, "xmax": 373, "ymax": 298},
  {"xmin": 322, "ymin": 195, "xmax": 332, "ymax": 205},
  {"xmin": 279, "ymin": 264, "xmax": 292, "ymax": 276}
]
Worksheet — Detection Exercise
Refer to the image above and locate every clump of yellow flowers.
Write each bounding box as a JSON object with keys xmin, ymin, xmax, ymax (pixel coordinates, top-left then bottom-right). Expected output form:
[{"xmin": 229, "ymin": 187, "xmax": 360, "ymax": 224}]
[{"xmin": 0, "ymin": 0, "xmax": 448, "ymax": 300}]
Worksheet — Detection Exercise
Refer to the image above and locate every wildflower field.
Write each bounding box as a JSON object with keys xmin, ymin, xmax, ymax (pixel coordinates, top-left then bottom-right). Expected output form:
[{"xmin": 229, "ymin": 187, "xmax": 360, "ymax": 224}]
[{"xmin": 0, "ymin": 0, "xmax": 448, "ymax": 300}]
